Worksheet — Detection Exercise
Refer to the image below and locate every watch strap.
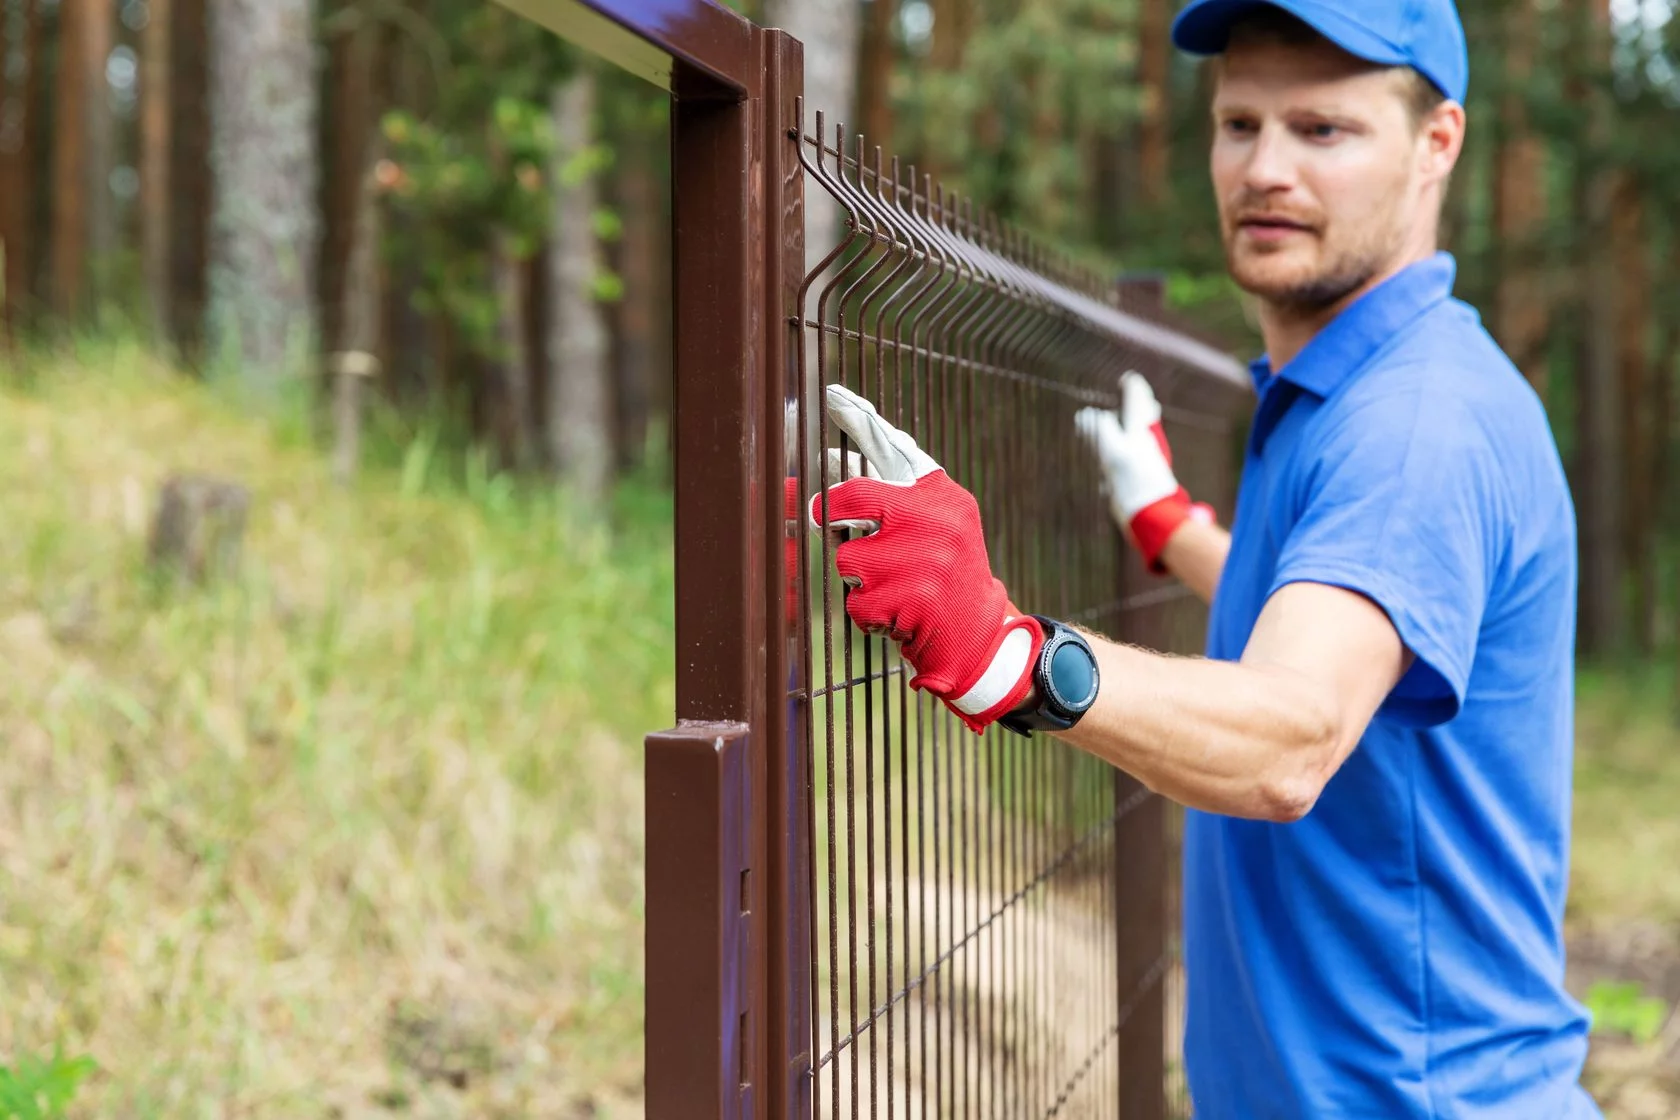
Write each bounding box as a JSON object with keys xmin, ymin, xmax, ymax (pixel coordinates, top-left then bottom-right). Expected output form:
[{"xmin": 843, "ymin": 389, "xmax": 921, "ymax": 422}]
[
  {"xmin": 998, "ymin": 704, "xmax": 1076, "ymax": 736},
  {"xmin": 999, "ymin": 615, "xmax": 1097, "ymax": 738}
]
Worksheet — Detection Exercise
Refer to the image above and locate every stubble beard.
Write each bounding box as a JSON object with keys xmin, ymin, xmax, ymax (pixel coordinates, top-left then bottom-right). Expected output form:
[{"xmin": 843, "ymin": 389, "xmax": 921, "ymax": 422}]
[
  {"xmin": 1226, "ymin": 229, "xmax": 1399, "ymax": 315},
  {"xmin": 1223, "ymin": 191, "xmax": 1411, "ymax": 316}
]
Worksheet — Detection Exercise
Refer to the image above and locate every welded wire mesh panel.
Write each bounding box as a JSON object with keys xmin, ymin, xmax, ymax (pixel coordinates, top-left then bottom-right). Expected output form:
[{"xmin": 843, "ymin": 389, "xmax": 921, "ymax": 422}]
[{"xmin": 785, "ymin": 112, "xmax": 1248, "ymax": 1119}]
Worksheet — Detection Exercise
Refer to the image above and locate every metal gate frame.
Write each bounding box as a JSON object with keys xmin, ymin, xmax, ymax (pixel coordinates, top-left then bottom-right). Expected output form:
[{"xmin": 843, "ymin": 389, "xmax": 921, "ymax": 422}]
[
  {"xmin": 485, "ymin": 7, "xmax": 816, "ymax": 1114},
  {"xmin": 487, "ymin": 3, "xmax": 1251, "ymax": 1116}
]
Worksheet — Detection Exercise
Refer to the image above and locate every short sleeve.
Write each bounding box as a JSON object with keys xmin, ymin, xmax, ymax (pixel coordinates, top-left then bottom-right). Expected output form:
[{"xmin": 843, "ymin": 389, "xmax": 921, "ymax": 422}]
[{"xmin": 1267, "ymin": 386, "xmax": 1501, "ymax": 728}]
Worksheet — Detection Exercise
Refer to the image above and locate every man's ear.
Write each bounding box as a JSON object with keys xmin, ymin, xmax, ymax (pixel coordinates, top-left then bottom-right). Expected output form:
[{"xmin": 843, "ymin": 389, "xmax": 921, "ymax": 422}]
[{"xmin": 1420, "ymin": 99, "xmax": 1467, "ymax": 186}]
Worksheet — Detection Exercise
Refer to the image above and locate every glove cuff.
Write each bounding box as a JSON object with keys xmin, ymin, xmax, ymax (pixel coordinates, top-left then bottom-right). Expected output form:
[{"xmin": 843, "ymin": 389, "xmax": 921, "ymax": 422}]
[
  {"xmin": 941, "ymin": 611, "xmax": 1044, "ymax": 734},
  {"xmin": 1130, "ymin": 488, "xmax": 1212, "ymax": 575}
]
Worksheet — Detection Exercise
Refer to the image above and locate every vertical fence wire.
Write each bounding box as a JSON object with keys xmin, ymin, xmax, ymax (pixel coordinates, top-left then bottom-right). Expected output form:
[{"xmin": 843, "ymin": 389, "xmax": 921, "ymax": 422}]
[{"xmin": 787, "ymin": 108, "xmax": 1248, "ymax": 1119}]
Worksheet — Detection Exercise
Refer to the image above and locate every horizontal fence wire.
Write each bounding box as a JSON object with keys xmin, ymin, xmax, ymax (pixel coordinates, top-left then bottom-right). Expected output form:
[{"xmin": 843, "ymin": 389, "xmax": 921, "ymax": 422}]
[{"xmin": 788, "ymin": 106, "xmax": 1247, "ymax": 1119}]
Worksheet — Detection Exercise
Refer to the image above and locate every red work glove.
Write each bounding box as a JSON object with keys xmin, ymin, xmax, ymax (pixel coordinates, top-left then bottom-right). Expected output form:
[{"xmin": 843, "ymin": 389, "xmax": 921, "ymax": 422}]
[
  {"xmin": 785, "ymin": 476, "xmax": 802, "ymax": 623},
  {"xmin": 1074, "ymin": 371, "xmax": 1215, "ymax": 574},
  {"xmin": 806, "ymin": 384, "xmax": 1042, "ymax": 734}
]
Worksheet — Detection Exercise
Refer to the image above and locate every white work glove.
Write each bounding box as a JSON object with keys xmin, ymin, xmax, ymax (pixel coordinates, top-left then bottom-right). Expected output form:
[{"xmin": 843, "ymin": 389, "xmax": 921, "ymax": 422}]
[
  {"xmin": 1075, "ymin": 372, "xmax": 1214, "ymax": 573},
  {"xmin": 784, "ymin": 400, "xmax": 881, "ymax": 624}
]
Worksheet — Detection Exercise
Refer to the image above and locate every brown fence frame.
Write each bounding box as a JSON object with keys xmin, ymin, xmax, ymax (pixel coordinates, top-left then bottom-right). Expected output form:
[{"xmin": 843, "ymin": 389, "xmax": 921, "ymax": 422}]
[
  {"xmin": 487, "ymin": 2, "xmax": 1250, "ymax": 1116},
  {"xmin": 486, "ymin": 7, "xmax": 815, "ymax": 1115}
]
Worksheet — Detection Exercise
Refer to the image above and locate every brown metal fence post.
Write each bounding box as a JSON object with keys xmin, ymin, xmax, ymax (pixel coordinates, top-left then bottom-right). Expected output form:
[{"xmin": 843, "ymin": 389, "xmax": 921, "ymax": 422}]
[
  {"xmin": 644, "ymin": 14, "xmax": 796, "ymax": 1119},
  {"xmin": 1114, "ymin": 770, "xmax": 1168, "ymax": 1120},
  {"xmin": 761, "ymin": 27, "xmax": 813, "ymax": 1120},
  {"xmin": 1114, "ymin": 275, "xmax": 1171, "ymax": 1120},
  {"xmin": 646, "ymin": 722, "xmax": 757, "ymax": 1119}
]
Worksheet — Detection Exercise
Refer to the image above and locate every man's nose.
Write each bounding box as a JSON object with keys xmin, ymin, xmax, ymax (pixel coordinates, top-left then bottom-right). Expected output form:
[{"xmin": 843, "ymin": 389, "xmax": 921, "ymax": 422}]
[{"xmin": 1242, "ymin": 124, "xmax": 1296, "ymax": 194}]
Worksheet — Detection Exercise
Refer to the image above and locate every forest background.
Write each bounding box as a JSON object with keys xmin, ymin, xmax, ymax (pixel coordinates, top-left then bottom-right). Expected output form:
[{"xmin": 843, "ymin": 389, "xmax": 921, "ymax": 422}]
[{"xmin": 0, "ymin": 0, "xmax": 1678, "ymax": 1116}]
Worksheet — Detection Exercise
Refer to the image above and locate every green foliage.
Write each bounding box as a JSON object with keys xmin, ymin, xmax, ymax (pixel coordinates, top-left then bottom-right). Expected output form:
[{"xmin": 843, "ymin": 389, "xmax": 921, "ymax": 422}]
[
  {"xmin": 369, "ymin": 1, "xmax": 622, "ymax": 362},
  {"xmin": 0, "ymin": 1053, "xmax": 96, "ymax": 1120},
  {"xmin": 1584, "ymin": 981, "xmax": 1670, "ymax": 1046},
  {"xmin": 891, "ymin": 0, "xmax": 1140, "ymax": 250},
  {"xmin": 380, "ymin": 96, "xmax": 553, "ymax": 353}
]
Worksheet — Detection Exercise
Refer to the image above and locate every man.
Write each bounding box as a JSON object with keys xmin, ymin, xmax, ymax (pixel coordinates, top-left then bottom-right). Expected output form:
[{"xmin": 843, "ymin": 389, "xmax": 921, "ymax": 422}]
[{"xmin": 803, "ymin": 0, "xmax": 1600, "ymax": 1116}]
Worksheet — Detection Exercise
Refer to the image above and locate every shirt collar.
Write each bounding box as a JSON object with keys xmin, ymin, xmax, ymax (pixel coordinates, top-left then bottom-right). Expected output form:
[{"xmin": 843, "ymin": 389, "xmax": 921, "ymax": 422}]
[{"xmin": 1247, "ymin": 252, "xmax": 1459, "ymax": 399}]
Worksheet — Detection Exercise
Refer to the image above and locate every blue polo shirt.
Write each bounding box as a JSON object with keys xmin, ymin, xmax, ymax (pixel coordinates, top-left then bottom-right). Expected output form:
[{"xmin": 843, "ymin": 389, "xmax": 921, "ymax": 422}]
[{"xmin": 1182, "ymin": 253, "xmax": 1601, "ymax": 1119}]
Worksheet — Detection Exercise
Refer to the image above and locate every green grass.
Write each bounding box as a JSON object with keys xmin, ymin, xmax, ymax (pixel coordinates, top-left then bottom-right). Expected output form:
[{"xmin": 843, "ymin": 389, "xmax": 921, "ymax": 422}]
[
  {"xmin": 0, "ymin": 1052, "xmax": 96, "ymax": 1120},
  {"xmin": 0, "ymin": 338, "xmax": 668, "ymax": 1117}
]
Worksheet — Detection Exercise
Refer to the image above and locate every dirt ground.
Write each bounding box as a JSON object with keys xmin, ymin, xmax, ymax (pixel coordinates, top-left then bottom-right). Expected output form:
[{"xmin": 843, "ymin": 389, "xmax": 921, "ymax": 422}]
[{"xmin": 1570, "ymin": 921, "xmax": 1680, "ymax": 1119}]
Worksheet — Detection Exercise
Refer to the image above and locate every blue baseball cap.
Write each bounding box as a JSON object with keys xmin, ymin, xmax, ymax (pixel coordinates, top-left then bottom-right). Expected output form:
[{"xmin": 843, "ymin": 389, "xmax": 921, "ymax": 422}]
[{"xmin": 1170, "ymin": 0, "xmax": 1469, "ymax": 104}]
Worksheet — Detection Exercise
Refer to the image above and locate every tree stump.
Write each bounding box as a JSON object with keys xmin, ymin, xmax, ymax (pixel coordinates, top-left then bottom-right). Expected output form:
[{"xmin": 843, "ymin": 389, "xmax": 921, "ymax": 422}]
[{"xmin": 147, "ymin": 474, "xmax": 250, "ymax": 584}]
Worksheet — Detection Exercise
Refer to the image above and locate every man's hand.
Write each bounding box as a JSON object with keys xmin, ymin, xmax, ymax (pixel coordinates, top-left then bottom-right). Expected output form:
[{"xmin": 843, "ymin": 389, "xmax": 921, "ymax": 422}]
[
  {"xmin": 805, "ymin": 384, "xmax": 1041, "ymax": 734},
  {"xmin": 1075, "ymin": 372, "xmax": 1216, "ymax": 573}
]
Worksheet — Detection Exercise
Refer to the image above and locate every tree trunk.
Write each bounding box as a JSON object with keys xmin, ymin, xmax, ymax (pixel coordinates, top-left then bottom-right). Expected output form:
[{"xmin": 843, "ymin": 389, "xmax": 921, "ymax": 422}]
[
  {"xmin": 50, "ymin": 0, "xmax": 116, "ymax": 315},
  {"xmin": 929, "ymin": 0, "xmax": 969, "ymax": 71},
  {"xmin": 924, "ymin": 0, "xmax": 970, "ymax": 184},
  {"xmin": 1137, "ymin": 0, "xmax": 1170, "ymax": 208},
  {"xmin": 85, "ymin": 0, "xmax": 114, "ymax": 283},
  {"xmin": 609, "ymin": 107, "xmax": 657, "ymax": 475},
  {"xmin": 1611, "ymin": 176, "xmax": 1653, "ymax": 653},
  {"xmin": 855, "ymin": 0, "xmax": 897, "ymax": 158},
  {"xmin": 22, "ymin": 0, "xmax": 47, "ymax": 305},
  {"xmin": 51, "ymin": 0, "xmax": 102, "ymax": 318},
  {"xmin": 488, "ymin": 229, "xmax": 534, "ymax": 471},
  {"xmin": 0, "ymin": 0, "xmax": 22, "ymax": 342},
  {"xmin": 524, "ymin": 243, "xmax": 549, "ymax": 451},
  {"xmin": 140, "ymin": 0, "xmax": 173, "ymax": 340},
  {"xmin": 1576, "ymin": 171, "xmax": 1622, "ymax": 657},
  {"xmin": 1660, "ymin": 304, "xmax": 1680, "ymax": 719},
  {"xmin": 377, "ymin": 23, "xmax": 428, "ymax": 405},
  {"xmin": 329, "ymin": 147, "xmax": 384, "ymax": 484},
  {"xmin": 170, "ymin": 0, "xmax": 211, "ymax": 363},
  {"xmin": 1649, "ymin": 317, "xmax": 1675, "ymax": 661},
  {"xmin": 207, "ymin": 0, "xmax": 319, "ymax": 388},
  {"xmin": 4, "ymin": 0, "xmax": 49, "ymax": 335},
  {"xmin": 1572, "ymin": 0, "xmax": 1623, "ymax": 658},
  {"xmin": 1026, "ymin": 55, "xmax": 1065, "ymax": 235},
  {"xmin": 319, "ymin": 18, "xmax": 379, "ymax": 369},
  {"xmin": 1491, "ymin": 0, "xmax": 1549, "ymax": 397},
  {"xmin": 649, "ymin": 109, "xmax": 674, "ymax": 481},
  {"xmin": 548, "ymin": 69, "xmax": 612, "ymax": 510}
]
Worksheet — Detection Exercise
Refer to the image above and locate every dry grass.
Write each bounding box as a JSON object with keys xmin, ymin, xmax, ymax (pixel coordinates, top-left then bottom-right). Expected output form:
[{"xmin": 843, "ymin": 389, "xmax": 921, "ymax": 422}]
[
  {"xmin": 1568, "ymin": 664, "xmax": 1680, "ymax": 1119},
  {"xmin": 0, "ymin": 340, "xmax": 668, "ymax": 1117},
  {"xmin": 1570, "ymin": 665, "xmax": 1680, "ymax": 930}
]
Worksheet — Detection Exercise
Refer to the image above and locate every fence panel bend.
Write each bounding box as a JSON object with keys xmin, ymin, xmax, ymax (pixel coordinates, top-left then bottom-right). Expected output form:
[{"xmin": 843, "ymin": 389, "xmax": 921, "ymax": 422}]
[{"xmin": 486, "ymin": 2, "xmax": 1252, "ymax": 1116}]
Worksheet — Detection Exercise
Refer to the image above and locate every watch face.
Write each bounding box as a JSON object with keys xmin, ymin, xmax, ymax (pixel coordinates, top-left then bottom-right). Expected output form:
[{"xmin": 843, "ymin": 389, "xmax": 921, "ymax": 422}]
[{"xmin": 1047, "ymin": 639, "xmax": 1098, "ymax": 711}]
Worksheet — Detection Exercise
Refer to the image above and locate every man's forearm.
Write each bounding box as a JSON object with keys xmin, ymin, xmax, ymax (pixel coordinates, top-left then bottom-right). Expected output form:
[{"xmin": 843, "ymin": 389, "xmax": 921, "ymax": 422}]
[
  {"xmin": 1160, "ymin": 520, "xmax": 1230, "ymax": 605},
  {"xmin": 1055, "ymin": 635, "xmax": 1339, "ymax": 822}
]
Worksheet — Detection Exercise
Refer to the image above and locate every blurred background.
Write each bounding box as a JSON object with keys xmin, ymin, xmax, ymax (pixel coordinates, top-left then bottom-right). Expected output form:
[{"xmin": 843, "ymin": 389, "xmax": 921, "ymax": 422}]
[{"xmin": 0, "ymin": 0, "xmax": 1675, "ymax": 1115}]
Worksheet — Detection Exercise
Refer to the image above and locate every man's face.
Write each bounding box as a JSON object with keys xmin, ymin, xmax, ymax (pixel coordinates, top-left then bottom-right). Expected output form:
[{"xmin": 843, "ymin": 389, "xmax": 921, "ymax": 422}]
[{"xmin": 1210, "ymin": 36, "xmax": 1434, "ymax": 312}]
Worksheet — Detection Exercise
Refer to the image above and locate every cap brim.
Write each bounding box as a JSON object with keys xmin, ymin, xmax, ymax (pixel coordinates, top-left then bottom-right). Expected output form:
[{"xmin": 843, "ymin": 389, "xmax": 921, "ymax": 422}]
[{"xmin": 1171, "ymin": 0, "xmax": 1410, "ymax": 70}]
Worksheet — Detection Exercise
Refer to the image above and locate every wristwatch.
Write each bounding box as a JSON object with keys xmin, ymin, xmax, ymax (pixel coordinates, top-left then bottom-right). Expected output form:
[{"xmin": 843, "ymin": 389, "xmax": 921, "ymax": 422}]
[{"xmin": 999, "ymin": 615, "xmax": 1100, "ymax": 737}]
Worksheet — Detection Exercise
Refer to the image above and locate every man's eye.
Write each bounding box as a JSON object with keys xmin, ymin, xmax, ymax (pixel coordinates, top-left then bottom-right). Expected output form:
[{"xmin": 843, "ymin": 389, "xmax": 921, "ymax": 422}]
[
  {"xmin": 1301, "ymin": 123, "xmax": 1341, "ymax": 141},
  {"xmin": 1223, "ymin": 119, "xmax": 1258, "ymax": 136}
]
